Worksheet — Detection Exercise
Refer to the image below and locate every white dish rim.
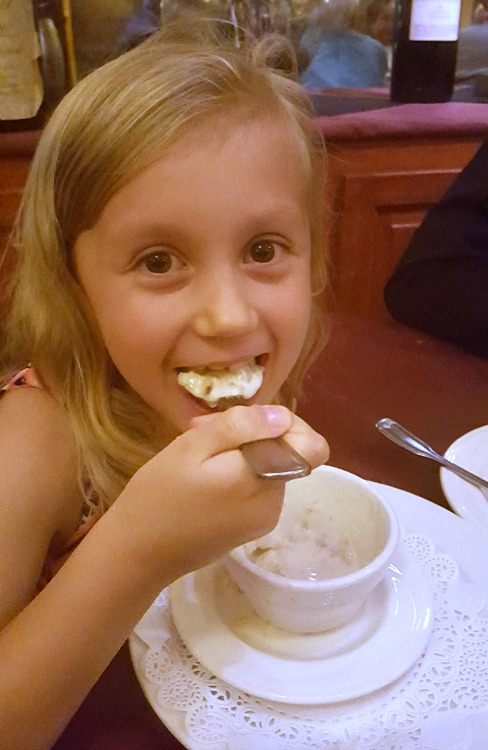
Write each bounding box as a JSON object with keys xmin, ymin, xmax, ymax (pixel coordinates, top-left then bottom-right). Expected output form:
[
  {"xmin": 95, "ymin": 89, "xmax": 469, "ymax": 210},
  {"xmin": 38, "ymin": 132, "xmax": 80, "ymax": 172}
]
[
  {"xmin": 169, "ymin": 541, "xmax": 434, "ymax": 705},
  {"xmin": 129, "ymin": 482, "xmax": 488, "ymax": 750},
  {"xmin": 441, "ymin": 424, "xmax": 488, "ymax": 534}
]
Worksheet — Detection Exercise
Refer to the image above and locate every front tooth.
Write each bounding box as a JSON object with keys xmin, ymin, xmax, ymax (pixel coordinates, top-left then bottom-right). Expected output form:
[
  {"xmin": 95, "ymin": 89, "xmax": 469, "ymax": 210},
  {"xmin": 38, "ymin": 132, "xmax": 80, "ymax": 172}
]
[{"xmin": 178, "ymin": 361, "xmax": 264, "ymax": 406}]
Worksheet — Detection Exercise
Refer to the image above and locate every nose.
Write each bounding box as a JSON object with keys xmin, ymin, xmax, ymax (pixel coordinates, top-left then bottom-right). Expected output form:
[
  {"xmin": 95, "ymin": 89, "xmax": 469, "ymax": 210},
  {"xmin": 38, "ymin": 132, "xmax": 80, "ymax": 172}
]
[{"xmin": 192, "ymin": 269, "xmax": 259, "ymax": 338}]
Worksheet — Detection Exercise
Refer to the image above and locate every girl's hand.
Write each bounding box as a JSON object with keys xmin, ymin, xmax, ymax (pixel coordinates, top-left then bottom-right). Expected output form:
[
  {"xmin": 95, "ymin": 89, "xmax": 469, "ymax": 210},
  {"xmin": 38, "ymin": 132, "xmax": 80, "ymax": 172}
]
[{"xmin": 114, "ymin": 404, "xmax": 328, "ymax": 585}]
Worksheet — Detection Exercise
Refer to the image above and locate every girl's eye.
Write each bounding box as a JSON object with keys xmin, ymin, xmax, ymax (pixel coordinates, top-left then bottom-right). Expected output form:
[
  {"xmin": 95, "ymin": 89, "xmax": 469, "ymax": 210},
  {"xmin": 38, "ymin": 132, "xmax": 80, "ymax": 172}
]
[
  {"xmin": 248, "ymin": 240, "xmax": 278, "ymax": 264},
  {"xmin": 141, "ymin": 251, "xmax": 178, "ymax": 274}
]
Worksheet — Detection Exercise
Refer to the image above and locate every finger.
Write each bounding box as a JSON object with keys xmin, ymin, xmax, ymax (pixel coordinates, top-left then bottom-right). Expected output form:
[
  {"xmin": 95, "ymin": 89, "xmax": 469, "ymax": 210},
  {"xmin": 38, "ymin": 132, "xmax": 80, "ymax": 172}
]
[
  {"xmin": 280, "ymin": 413, "xmax": 330, "ymax": 470},
  {"xmin": 188, "ymin": 404, "xmax": 293, "ymax": 458}
]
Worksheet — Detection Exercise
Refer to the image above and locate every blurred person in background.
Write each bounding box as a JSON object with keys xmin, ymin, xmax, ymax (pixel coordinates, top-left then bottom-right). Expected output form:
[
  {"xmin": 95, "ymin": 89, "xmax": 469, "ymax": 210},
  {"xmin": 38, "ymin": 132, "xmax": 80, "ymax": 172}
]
[
  {"xmin": 456, "ymin": 0, "xmax": 488, "ymax": 84},
  {"xmin": 299, "ymin": 0, "xmax": 388, "ymax": 89},
  {"xmin": 473, "ymin": 0, "xmax": 488, "ymax": 23},
  {"xmin": 361, "ymin": 0, "xmax": 394, "ymax": 73},
  {"xmin": 120, "ymin": 0, "xmax": 161, "ymax": 51},
  {"xmin": 120, "ymin": 0, "xmax": 263, "ymax": 52}
]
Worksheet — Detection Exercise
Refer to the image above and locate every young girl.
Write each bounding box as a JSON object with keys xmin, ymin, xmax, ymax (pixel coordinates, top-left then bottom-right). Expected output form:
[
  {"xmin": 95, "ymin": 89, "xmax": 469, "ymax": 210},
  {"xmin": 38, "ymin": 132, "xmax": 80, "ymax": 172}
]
[{"xmin": 0, "ymin": 23, "xmax": 329, "ymax": 749}]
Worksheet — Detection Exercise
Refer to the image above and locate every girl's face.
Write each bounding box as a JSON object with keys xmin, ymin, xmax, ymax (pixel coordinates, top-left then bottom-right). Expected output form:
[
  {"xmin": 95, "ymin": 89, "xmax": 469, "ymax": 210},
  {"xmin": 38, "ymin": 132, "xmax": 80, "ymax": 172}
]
[{"xmin": 74, "ymin": 116, "xmax": 313, "ymax": 439}]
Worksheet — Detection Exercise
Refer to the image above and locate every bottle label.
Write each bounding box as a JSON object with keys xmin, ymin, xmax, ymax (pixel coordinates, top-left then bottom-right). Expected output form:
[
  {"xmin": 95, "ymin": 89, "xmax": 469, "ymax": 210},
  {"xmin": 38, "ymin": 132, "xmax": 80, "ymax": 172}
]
[{"xmin": 409, "ymin": 0, "xmax": 461, "ymax": 41}]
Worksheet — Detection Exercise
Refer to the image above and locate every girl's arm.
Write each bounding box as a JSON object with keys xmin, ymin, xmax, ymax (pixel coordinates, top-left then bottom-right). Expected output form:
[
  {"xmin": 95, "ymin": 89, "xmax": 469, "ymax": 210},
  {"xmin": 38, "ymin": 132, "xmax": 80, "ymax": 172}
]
[
  {"xmin": 0, "ymin": 387, "xmax": 82, "ymax": 629},
  {"xmin": 0, "ymin": 392, "xmax": 328, "ymax": 750}
]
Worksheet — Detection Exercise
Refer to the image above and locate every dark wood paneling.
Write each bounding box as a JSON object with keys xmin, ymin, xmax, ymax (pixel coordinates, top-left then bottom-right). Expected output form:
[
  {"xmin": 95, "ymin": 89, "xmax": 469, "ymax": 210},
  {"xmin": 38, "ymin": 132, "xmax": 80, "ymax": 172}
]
[{"xmin": 324, "ymin": 138, "xmax": 483, "ymax": 319}]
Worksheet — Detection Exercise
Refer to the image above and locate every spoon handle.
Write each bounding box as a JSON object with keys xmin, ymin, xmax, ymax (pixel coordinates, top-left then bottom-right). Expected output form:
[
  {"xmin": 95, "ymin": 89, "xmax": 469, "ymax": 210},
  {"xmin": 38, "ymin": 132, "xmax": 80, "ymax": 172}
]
[{"xmin": 375, "ymin": 418, "xmax": 488, "ymax": 494}]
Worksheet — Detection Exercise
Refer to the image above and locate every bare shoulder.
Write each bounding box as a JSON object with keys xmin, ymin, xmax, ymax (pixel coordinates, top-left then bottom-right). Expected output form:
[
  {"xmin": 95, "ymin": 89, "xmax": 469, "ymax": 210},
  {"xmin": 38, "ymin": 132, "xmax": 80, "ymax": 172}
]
[
  {"xmin": 0, "ymin": 388, "xmax": 83, "ymax": 621},
  {"xmin": 0, "ymin": 386, "xmax": 81, "ymax": 519},
  {"xmin": 0, "ymin": 383, "xmax": 71, "ymax": 436}
]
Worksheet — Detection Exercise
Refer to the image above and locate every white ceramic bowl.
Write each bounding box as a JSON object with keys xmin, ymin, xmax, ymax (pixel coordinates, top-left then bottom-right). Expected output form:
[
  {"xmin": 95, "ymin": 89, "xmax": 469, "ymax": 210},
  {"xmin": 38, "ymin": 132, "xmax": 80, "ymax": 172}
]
[{"xmin": 224, "ymin": 465, "xmax": 400, "ymax": 633}]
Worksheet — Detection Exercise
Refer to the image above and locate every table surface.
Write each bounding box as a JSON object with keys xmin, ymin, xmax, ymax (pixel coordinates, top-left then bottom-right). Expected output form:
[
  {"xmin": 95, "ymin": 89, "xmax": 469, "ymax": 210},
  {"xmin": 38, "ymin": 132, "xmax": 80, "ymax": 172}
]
[
  {"xmin": 52, "ymin": 312, "xmax": 488, "ymax": 750},
  {"xmin": 299, "ymin": 312, "xmax": 488, "ymax": 510}
]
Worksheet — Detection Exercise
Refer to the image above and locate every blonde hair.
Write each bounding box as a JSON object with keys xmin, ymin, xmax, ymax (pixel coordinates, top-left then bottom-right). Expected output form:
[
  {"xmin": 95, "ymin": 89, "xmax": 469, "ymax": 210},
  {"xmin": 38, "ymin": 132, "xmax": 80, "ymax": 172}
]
[{"xmin": 1, "ymin": 23, "xmax": 328, "ymax": 509}]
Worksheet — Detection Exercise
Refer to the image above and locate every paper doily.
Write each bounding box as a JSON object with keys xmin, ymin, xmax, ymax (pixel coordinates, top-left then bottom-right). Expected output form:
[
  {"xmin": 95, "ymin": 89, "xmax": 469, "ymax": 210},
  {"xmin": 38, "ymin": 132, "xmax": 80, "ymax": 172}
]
[{"xmin": 133, "ymin": 534, "xmax": 488, "ymax": 749}]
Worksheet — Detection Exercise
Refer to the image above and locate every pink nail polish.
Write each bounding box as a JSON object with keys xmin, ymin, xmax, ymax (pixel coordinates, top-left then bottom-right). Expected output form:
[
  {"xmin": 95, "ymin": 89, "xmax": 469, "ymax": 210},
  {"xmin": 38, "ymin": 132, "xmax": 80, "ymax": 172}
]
[{"xmin": 263, "ymin": 405, "xmax": 289, "ymax": 427}]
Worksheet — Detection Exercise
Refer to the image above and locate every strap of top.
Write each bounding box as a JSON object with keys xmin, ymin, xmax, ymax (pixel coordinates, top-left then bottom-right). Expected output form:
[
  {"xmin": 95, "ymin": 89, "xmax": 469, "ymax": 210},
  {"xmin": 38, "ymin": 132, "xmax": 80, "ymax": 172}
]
[{"xmin": 0, "ymin": 365, "xmax": 43, "ymax": 394}]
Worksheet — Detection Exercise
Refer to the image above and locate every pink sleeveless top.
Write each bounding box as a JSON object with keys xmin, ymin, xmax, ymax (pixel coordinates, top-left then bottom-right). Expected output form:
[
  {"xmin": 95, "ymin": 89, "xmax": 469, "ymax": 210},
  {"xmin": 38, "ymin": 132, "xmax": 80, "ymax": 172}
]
[{"xmin": 1, "ymin": 366, "xmax": 99, "ymax": 589}]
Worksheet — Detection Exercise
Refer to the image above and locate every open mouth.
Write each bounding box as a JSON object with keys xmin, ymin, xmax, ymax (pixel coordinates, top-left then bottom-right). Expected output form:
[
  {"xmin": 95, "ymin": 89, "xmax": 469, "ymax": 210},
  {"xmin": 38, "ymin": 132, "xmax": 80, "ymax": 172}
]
[{"xmin": 176, "ymin": 358, "xmax": 265, "ymax": 408}]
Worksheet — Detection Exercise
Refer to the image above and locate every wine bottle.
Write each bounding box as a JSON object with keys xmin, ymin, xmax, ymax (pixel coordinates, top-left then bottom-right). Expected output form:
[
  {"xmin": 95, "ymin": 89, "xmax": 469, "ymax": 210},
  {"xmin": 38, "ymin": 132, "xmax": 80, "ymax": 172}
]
[{"xmin": 390, "ymin": 0, "xmax": 462, "ymax": 103}]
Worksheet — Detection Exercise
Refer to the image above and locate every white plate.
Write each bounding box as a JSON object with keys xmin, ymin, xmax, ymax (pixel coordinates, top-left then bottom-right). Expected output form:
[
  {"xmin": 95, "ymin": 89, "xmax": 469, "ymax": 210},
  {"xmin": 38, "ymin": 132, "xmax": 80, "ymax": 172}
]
[
  {"xmin": 130, "ymin": 484, "xmax": 488, "ymax": 750},
  {"xmin": 169, "ymin": 542, "xmax": 433, "ymax": 705},
  {"xmin": 441, "ymin": 425, "xmax": 488, "ymax": 534}
]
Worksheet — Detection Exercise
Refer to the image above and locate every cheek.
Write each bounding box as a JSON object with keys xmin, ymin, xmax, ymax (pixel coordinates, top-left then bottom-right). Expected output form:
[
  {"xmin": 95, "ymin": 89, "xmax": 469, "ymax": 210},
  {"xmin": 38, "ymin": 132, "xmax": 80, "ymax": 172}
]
[
  {"xmin": 288, "ymin": 269, "xmax": 312, "ymax": 323},
  {"xmin": 87, "ymin": 299, "xmax": 161, "ymax": 377},
  {"xmin": 273, "ymin": 272, "xmax": 312, "ymax": 352},
  {"xmin": 94, "ymin": 294, "xmax": 161, "ymax": 343}
]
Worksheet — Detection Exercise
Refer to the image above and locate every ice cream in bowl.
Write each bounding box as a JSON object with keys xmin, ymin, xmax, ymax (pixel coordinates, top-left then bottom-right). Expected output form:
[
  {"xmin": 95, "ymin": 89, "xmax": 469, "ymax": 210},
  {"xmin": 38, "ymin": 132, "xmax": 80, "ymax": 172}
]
[{"xmin": 224, "ymin": 465, "xmax": 400, "ymax": 633}]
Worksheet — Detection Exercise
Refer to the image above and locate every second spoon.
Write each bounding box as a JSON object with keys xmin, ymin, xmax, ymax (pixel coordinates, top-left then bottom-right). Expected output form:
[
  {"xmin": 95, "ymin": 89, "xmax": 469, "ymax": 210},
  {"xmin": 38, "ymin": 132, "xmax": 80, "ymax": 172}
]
[{"xmin": 375, "ymin": 418, "xmax": 488, "ymax": 501}]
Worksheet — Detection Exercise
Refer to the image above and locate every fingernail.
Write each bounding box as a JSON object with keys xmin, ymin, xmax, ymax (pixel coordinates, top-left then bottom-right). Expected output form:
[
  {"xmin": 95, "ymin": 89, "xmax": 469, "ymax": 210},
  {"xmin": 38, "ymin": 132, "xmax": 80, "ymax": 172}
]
[{"xmin": 263, "ymin": 405, "xmax": 289, "ymax": 427}]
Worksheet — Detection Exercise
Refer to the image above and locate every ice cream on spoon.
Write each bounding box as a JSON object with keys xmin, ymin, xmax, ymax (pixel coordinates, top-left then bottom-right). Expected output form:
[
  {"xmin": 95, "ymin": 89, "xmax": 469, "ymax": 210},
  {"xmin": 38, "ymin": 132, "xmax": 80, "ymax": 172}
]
[{"xmin": 177, "ymin": 360, "xmax": 264, "ymax": 409}]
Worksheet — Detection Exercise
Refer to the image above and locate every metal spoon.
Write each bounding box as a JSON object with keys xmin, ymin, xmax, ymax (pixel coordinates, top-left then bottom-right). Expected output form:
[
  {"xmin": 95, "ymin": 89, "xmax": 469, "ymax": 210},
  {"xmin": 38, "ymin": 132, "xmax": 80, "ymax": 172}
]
[
  {"xmin": 240, "ymin": 437, "xmax": 312, "ymax": 480},
  {"xmin": 375, "ymin": 418, "xmax": 488, "ymax": 501}
]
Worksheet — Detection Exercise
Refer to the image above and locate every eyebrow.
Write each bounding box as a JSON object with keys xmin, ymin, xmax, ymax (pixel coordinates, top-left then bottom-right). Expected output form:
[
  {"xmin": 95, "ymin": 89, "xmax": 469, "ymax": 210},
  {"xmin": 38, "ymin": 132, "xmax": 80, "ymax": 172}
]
[{"xmin": 111, "ymin": 202, "xmax": 306, "ymax": 239}]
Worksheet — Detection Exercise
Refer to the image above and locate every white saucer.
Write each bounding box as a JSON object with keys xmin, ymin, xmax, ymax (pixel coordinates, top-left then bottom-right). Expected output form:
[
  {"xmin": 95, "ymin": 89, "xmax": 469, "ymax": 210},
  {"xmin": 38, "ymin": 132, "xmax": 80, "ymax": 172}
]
[
  {"xmin": 169, "ymin": 542, "xmax": 433, "ymax": 705},
  {"xmin": 441, "ymin": 425, "xmax": 488, "ymax": 535}
]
